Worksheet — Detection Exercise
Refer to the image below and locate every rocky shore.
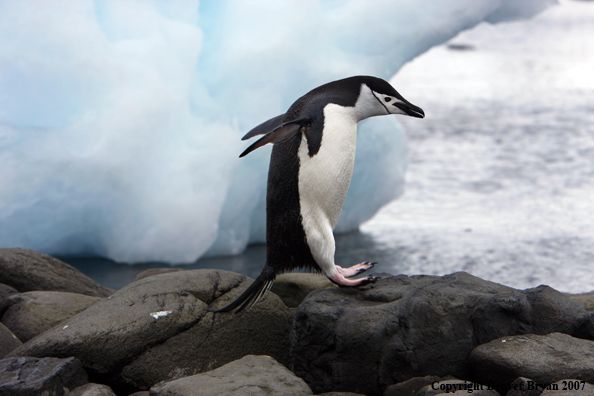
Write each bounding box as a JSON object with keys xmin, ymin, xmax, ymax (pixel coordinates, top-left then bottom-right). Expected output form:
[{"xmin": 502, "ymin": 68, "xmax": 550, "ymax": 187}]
[{"xmin": 1, "ymin": 248, "xmax": 594, "ymax": 396}]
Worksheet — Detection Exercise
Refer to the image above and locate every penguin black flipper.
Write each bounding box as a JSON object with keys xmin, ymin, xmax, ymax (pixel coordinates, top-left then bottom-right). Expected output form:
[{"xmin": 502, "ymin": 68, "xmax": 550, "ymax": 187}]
[
  {"xmin": 239, "ymin": 117, "xmax": 309, "ymax": 158},
  {"xmin": 210, "ymin": 264, "xmax": 275, "ymax": 313},
  {"xmin": 241, "ymin": 114, "xmax": 285, "ymax": 140}
]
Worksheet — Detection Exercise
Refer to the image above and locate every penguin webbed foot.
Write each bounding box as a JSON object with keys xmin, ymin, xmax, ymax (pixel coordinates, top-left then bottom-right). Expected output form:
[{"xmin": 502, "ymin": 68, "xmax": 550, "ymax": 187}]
[
  {"xmin": 336, "ymin": 261, "xmax": 377, "ymax": 278},
  {"xmin": 329, "ymin": 263, "xmax": 380, "ymax": 287},
  {"xmin": 356, "ymin": 262, "xmax": 378, "ymax": 274}
]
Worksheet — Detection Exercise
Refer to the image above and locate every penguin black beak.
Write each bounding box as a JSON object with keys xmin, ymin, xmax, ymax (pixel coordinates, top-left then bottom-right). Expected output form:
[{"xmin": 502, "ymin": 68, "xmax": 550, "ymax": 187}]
[{"xmin": 394, "ymin": 101, "xmax": 425, "ymax": 118}]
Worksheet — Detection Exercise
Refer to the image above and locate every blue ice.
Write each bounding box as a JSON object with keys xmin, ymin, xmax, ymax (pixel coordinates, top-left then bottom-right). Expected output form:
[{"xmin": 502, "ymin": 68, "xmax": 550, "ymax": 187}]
[{"xmin": 0, "ymin": 0, "xmax": 555, "ymax": 263}]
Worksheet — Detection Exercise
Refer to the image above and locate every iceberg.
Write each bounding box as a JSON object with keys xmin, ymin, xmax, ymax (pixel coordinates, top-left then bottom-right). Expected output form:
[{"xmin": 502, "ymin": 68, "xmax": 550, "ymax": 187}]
[{"xmin": 0, "ymin": 0, "xmax": 555, "ymax": 263}]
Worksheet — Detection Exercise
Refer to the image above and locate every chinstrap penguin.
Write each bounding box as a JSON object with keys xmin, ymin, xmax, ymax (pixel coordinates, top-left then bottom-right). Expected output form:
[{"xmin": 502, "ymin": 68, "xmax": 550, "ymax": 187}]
[{"xmin": 213, "ymin": 75, "xmax": 424, "ymax": 313}]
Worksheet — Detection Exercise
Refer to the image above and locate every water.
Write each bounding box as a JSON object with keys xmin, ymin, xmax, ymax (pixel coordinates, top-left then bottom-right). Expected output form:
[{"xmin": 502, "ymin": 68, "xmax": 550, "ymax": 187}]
[
  {"xmin": 63, "ymin": 247, "xmax": 266, "ymax": 290},
  {"xmin": 366, "ymin": 0, "xmax": 594, "ymax": 293},
  {"xmin": 65, "ymin": 0, "xmax": 594, "ymax": 292}
]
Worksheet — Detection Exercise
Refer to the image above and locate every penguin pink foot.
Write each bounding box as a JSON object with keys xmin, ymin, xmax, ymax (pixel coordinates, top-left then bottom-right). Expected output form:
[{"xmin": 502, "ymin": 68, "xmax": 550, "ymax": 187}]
[
  {"xmin": 329, "ymin": 261, "xmax": 380, "ymax": 287},
  {"xmin": 336, "ymin": 261, "xmax": 376, "ymax": 278}
]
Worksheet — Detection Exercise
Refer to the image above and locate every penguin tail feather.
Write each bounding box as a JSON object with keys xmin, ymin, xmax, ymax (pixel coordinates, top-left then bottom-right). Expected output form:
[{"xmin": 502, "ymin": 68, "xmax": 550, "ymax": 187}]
[{"xmin": 210, "ymin": 269, "xmax": 275, "ymax": 313}]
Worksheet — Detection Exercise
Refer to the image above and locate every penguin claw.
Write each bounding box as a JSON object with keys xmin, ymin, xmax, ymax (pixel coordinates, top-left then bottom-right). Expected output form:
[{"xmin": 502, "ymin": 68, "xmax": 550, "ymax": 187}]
[
  {"xmin": 356, "ymin": 262, "xmax": 377, "ymax": 273},
  {"xmin": 337, "ymin": 261, "xmax": 377, "ymax": 278}
]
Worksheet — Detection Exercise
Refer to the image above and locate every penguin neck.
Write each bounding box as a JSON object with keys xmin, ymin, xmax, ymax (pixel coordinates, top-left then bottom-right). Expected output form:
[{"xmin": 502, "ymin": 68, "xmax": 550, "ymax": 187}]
[{"xmin": 353, "ymin": 84, "xmax": 389, "ymax": 121}]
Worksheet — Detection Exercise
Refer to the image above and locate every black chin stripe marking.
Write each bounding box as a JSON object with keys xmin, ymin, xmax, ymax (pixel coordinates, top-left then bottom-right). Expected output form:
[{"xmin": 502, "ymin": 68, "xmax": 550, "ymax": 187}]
[{"xmin": 371, "ymin": 91, "xmax": 390, "ymax": 115}]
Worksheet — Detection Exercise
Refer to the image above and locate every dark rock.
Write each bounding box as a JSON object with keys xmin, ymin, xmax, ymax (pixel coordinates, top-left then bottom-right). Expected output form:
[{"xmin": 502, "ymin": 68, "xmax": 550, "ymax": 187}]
[
  {"xmin": 68, "ymin": 383, "xmax": 117, "ymax": 396},
  {"xmin": 447, "ymin": 43, "xmax": 476, "ymax": 51},
  {"xmin": 541, "ymin": 379, "xmax": 594, "ymax": 395},
  {"xmin": 149, "ymin": 355, "xmax": 312, "ymax": 396},
  {"xmin": 0, "ymin": 291, "xmax": 103, "ymax": 342},
  {"xmin": 271, "ymin": 273, "xmax": 336, "ymax": 308},
  {"xmin": 133, "ymin": 268, "xmax": 187, "ymax": 282},
  {"xmin": 506, "ymin": 377, "xmax": 544, "ymax": 396},
  {"xmin": 291, "ymin": 272, "xmax": 592, "ymax": 396},
  {"xmin": 316, "ymin": 393, "xmax": 366, "ymax": 396},
  {"xmin": 0, "ymin": 248, "xmax": 113, "ymax": 297},
  {"xmin": 129, "ymin": 392, "xmax": 150, "ymax": 396},
  {"xmin": 384, "ymin": 375, "xmax": 440, "ymax": 396},
  {"xmin": 10, "ymin": 270, "xmax": 293, "ymax": 393},
  {"xmin": 0, "ymin": 322, "xmax": 22, "ymax": 358},
  {"xmin": 0, "ymin": 283, "xmax": 18, "ymax": 304},
  {"xmin": 416, "ymin": 379, "xmax": 500, "ymax": 396},
  {"xmin": 470, "ymin": 333, "xmax": 594, "ymax": 385},
  {"xmin": 565, "ymin": 292, "xmax": 594, "ymax": 312},
  {"xmin": 0, "ymin": 356, "xmax": 88, "ymax": 396}
]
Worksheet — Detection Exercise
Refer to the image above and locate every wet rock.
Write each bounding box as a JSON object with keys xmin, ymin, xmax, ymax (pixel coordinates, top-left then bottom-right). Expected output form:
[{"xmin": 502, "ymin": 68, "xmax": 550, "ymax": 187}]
[
  {"xmin": 133, "ymin": 268, "xmax": 187, "ymax": 282},
  {"xmin": 68, "ymin": 383, "xmax": 116, "ymax": 396},
  {"xmin": 149, "ymin": 355, "xmax": 312, "ymax": 396},
  {"xmin": 0, "ymin": 283, "xmax": 18, "ymax": 304},
  {"xmin": 565, "ymin": 292, "xmax": 594, "ymax": 312},
  {"xmin": 0, "ymin": 322, "xmax": 22, "ymax": 358},
  {"xmin": 10, "ymin": 270, "xmax": 292, "ymax": 393},
  {"xmin": 291, "ymin": 272, "xmax": 592, "ymax": 396},
  {"xmin": 470, "ymin": 333, "xmax": 594, "ymax": 385},
  {"xmin": 271, "ymin": 273, "xmax": 336, "ymax": 308},
  {"xmin": 541, "ymin": 379, "xmax": 594, "ymax": 395},
  {"xmin": 0, "ymin": 356, "xmax": 88, "ymax": 396},
  {"xmin": 506, "ymin": 377, "xmax": 544, "ymax": 396},
  {"xmin": 0, "ymin": 248, "xmax": 113, "ymax": 297},
  {"xmin": 384, "ymin": 375, "xmax": 440, "ymax": 396},
  {"xmin": 0, "ymin": 291, "xmax": 103, "ymax": 342}
]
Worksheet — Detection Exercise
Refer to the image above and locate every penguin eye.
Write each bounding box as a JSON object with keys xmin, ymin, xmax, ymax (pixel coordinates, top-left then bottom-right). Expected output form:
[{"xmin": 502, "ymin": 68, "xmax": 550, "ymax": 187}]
[{"xmin": 384, "ymin": 97, "xmax": 392, "ymax": 102}]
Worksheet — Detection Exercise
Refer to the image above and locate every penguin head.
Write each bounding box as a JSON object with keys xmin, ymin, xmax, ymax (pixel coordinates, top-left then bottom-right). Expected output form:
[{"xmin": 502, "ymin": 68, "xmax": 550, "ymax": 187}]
[{"xmin": 353, "ymin": 76, "xmax": 425, "ymax": 120}]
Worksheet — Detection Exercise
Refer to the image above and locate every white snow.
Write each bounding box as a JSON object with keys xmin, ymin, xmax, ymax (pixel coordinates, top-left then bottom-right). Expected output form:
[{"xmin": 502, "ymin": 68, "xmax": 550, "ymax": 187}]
[{"xmin": 150, "ymin": 310, "xmax": 172, "ymax": 320}]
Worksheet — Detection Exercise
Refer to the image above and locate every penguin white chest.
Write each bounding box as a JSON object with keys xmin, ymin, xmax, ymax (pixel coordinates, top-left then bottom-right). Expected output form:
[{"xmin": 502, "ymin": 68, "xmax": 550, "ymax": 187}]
[{"xmin": 297, "ymin": 104, "xmax": 358, "ymax": 230}]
